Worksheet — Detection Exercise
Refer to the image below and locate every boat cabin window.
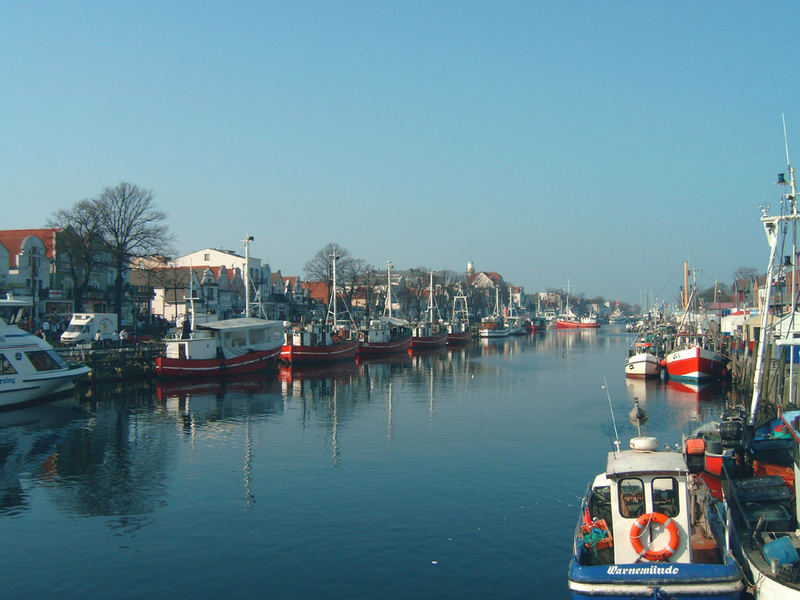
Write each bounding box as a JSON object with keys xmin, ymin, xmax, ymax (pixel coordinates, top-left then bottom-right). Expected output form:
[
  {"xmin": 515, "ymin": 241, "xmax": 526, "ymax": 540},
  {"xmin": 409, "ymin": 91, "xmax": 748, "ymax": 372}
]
[
  {"xmin": 26, "ymin": 350, "xmax": 68, "ymax": 372},
  {"xmin": 589, "ymin": 485, "xmax": 612, "ymax": 524},
  {"xmin": 652, "ymin": 477, "xmax": 679, "ymax": 517},
  {"xmin": 248, "ymin": 328, "xmax": 266, "ymax": 346},
  {"xmin": 225, "ymin": 331, "xmax": 247, "ymax": 348},
  {"xmin": 619, "ymin": 478, "xmax": 645, "ymax": 518},
  {"xmin": 0, "ymin": 354, "xmax": 17, "ymax": 375}
]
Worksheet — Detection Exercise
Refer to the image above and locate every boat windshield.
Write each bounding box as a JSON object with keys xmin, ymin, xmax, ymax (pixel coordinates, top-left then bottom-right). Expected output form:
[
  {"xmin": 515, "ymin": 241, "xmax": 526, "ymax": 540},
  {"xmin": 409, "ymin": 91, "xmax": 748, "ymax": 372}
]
[
  {"xmin": 652, "ymin": 477, "xmax": 679, "ymax": 517},
  {"xmin": 619, "ymin": 478, "xmax": 645, "ymax": 518},
  {"xmin": 26, "ymin": 350, "xmax": 68, "ymax": 371}
]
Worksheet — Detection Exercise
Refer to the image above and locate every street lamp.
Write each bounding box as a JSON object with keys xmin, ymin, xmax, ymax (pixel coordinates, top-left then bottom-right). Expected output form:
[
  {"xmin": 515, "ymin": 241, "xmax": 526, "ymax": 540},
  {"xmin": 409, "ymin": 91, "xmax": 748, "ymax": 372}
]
[{"xmin": 29, "ymin": 248, "xmax": 40, "ymax": 326}]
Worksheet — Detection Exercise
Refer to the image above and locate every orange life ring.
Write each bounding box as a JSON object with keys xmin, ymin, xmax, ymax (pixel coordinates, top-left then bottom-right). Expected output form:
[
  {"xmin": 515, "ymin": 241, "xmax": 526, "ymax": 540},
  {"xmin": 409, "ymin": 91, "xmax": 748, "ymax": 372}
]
[{"xmin": 629, "ymin": 512, "xmax": 680, "ymax": 561}]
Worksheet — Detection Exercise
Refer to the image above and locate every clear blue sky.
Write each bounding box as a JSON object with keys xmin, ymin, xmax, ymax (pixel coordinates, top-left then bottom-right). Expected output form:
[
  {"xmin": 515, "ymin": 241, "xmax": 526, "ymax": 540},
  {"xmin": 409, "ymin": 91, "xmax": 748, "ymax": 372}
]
[{"xmin": 3, "ymin": 1, "xmax": 798, "ymax": 305}]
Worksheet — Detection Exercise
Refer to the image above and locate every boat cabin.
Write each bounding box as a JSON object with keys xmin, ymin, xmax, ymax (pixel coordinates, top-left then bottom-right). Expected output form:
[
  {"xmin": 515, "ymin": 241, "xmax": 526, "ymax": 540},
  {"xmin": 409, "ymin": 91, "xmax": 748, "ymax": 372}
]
[
  {"xmin": 586, "ymin": 439, "xmax": 696, "ymax": 565},
  {"xmin": 285, "ymin": 321, "xmax": 355, "ymax": 347},
  {"xmin": 165, "ymin": 318, "xmax": 284, "ymax": 361}
]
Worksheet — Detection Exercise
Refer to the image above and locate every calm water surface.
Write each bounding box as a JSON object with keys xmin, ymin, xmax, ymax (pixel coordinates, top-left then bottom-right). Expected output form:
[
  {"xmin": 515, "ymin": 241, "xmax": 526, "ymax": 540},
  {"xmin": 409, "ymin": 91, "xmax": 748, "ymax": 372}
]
[{"xmin": 0, "ymin": 327, "xmax": 731, "ymax": 599}]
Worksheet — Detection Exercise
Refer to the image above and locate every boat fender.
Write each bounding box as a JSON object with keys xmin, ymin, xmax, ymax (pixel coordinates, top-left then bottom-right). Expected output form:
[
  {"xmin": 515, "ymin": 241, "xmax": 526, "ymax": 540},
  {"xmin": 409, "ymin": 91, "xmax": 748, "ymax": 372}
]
[
  {"xmin": 629, "ymin": 512, "xmax": 680, "ymax": 562},
  {"xmin": 685, "ymin": 437, "xmax": 705, "ymax": 455}
]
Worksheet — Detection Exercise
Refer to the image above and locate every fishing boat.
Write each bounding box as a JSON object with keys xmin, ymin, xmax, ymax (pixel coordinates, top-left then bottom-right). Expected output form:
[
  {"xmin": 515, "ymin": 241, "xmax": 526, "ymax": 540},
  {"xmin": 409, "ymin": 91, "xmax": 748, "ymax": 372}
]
[
  {"xmin": 156, "ymin": 317, "xmax": 285, "ymax": 377},
  {"xmin": 625, "ymin": 327, "xmax": 665, "ymax": 379},
  {"xmin": 281, "ymin": 321, "xmax": 359, "ymax": 364},
  {"xmin": 625, "ymin": 344, "xmax": 662, "ymax": 379},
  {"xmin": 357, "ymin": 317, "xmax": 412, "ymax": 356},
  {"xmin": 280, "ymin": 254, "xmax": 359, "ymax": 364},
  {"xmin": 665, "ymin": 335, "xmax": 729, "ymax": 382},
  {"xmin": 568, "ymin": 398, "xmax": 744, "ymax": 599},
  {"xmin": 410, "ymin": 271, "xmax": 448, "ymax": 349},
  {"xmin": 357, "ymin": 261, "xmax": 412, "ymax": 356},
  {"xmin": 480, "ymin": 286, "xmax": 510, "ymax": 338},
  {"xmin": 0, "ymin": 316, "xmax": 91, "ymax": 408},
  {"xmin": 446, "ymin": 293, "xmax": 471, "ymax": 345},
  {"xmin": 503, "ymin": 292, "xmax": 525, "ymax": 335},
  {"xmin": 718, "ymin": 156, "xmax": 800, "ymax": 598}
]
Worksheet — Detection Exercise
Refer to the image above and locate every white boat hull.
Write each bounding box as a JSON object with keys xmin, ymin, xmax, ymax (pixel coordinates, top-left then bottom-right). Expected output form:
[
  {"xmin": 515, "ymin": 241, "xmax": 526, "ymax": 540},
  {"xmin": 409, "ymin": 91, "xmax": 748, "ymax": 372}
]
[
  {"xmin": 0, "ymin": 366, "xmax": 91, "ymax": 408},
  {"xmin": 625, "ymin": 352, "xmax": 661, "ymax": 379}
]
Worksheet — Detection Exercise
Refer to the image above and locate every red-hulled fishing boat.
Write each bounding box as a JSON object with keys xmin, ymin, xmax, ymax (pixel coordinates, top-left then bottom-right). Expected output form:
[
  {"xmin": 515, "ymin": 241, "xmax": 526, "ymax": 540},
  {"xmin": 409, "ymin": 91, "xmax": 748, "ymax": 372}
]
[
  {"xmin": 280, "ymin": 253, "xmax": 359, "ymax": 364},
  {"xmin": 156, "ymin": 318, "xmax": 284, "ymax": 378}
]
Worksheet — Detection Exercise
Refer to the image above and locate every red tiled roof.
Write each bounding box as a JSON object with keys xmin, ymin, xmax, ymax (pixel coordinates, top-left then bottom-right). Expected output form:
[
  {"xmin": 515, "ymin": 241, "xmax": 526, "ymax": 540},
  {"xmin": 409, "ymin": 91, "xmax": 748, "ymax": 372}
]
[
  {"xmin": 0, "ymin": 228, "xmax": 59, "ymax": 270},
  {"xmin": 301, "ymin": 281, "xmax": 330, "ymax": 302}
]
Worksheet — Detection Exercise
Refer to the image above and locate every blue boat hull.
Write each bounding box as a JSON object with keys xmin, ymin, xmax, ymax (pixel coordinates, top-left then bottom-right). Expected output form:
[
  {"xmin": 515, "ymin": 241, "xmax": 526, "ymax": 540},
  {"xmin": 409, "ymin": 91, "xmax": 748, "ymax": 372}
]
[{"xmin": 568, "ymin": 559, "xmax": 743, "ymax": 599}]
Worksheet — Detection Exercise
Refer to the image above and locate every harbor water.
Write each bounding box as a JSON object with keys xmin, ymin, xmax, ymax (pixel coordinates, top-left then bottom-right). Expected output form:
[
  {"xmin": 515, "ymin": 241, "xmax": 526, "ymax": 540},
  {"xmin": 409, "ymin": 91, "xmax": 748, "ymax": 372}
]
[{"xmin": 0, "ymin": 327, "xmax": 731, "ymax": 599}]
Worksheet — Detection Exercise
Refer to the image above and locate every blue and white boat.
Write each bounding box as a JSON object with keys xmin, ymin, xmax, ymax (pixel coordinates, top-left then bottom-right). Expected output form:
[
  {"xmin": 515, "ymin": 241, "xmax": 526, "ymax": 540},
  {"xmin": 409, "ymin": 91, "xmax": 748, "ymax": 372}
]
[{"xmin": 568, "ymin": 432, "xmax": 743, "ymax": 599}]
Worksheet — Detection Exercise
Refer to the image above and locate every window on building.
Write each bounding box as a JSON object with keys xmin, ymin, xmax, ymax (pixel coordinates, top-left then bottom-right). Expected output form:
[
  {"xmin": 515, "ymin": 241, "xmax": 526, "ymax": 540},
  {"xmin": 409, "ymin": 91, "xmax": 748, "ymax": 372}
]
[
  {"xmin": 204, "ymin": 253, "xmax": 210, "ymax": 261},
  {"xmin": 619, "ymin": 478, "xmax": 645, "ymax": 518}
]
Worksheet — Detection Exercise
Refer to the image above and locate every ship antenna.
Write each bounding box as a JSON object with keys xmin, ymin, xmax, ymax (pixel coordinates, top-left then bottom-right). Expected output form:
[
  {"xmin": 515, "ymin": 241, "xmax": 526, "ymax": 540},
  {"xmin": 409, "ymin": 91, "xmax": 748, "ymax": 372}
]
[
  {"xmin": 602, "ymin": 377, "xmax": 621, "ymax": 452},
  {"xmin": 784, "ymin": 113, "xmax": 792, "ymax": 166}
]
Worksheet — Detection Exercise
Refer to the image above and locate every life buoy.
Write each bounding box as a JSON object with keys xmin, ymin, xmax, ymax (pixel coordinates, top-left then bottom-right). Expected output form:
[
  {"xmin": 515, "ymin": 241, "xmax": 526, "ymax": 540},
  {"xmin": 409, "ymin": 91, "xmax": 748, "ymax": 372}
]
[
  {"xmin": 629, "ymin": 512, "xmax": 680, "ymax": 561},
  {"xmin": 358, "ymin": 332, "xmax": 365, "ymax": 342}
]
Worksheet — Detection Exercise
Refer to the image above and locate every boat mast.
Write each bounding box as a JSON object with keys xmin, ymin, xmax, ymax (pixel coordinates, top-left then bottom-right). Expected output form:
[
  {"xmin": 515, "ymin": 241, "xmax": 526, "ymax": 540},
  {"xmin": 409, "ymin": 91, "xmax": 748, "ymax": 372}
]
[
  {"xmin": 329, "ymin": 252, "xmax": 339, "ymax": 326},
  {"xmin": 243, "ymin": 233, "xmax": 254, "ymax": 318},
  {"xmin": 784, "ymin": 115, "xmax": 798, "ymax": 406},
  {"xmin": 427, "ymin": 270, "xmax": 435, "ymax": 324},
  {"xmin": 750, "ymin": 141, "xmax": 799, "ymax": 425},
  {"xmin": 385, "ymin": 260, "xmax": 393, "ymax": 318}
]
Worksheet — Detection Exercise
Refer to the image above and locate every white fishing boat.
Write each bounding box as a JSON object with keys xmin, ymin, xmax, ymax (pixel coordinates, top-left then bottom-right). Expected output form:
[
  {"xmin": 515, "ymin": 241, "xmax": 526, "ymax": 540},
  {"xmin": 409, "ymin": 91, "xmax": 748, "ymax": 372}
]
[
  {"xmin": 721, "ymin": 147, "xmax": 800, "ymax": 599},
  {"xmin": 480, "ymin": 286, "xmax": 510, "ymax": 338},
  {"xmin": 568, "ymin": 397, "xmax": 743, "ymax": 599},
  {"xmin": 0, "ymin": 317, "xmax": 91, "ymax": 408}
]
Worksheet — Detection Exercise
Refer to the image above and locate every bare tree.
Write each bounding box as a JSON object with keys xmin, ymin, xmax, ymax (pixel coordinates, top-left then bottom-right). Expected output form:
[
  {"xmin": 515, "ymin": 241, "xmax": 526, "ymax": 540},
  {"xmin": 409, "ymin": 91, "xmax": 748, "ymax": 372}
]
[
  {"xmin": 48, "ymin": 200, "xmax": 106, "ymax": 312},
  {"xmin": 733, "ymin": 266, "xmax": 758, "ymax": 281},
  {"xmin": 94, "ymin": 182, "xmax": 173, "ymax": 320},
  {"xmin": 303, "ymin": 243, "xmax": 354, "ymax": 281}
]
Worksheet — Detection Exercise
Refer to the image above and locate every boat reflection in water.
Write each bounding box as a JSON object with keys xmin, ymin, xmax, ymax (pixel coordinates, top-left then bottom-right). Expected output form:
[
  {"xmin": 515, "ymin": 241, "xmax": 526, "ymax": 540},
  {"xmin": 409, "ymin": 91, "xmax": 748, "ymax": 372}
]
[{"xmin": 0, "ymin": 398, "xmax": 87, "ymax": 515}]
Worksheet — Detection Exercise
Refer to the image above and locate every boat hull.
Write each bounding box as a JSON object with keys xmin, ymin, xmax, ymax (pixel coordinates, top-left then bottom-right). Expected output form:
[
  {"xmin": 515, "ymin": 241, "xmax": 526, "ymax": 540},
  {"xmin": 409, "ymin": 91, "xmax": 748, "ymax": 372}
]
[
  {"xmin": 665, "ymin": 347, "xmax": 728, "ymax": 381},
  {"xmin": 357, "ymin": 335, "xmax": 412, "ymax": 356},
  {"xmin": 557, "ymin": 320, "xmax": 600, "ymax": 329},
  {"xmin": 446, "ymin": 332, "xmax": 471, "ymax": 345},
  {"xmin": 625, "ymin": 353, "xmax": 661, "ymax": 379},
  {"xmin": 479, "ymin": 328, "xmax": 509, "ymax": 338},
  {"xmin": 568, "ymin": 561, "xmax": 743, "ymax": 600},
  {"xmin": 155, "ymin": 347, "xmax": 281, "ymax": 377},
  {"xmin": 410, "ymin": 334, "xmax": 448, "ymax": 349},
  {"xmin": 279, "ymin": 340, "xmax": 358, "ymax": 364},
  {"xmin": 0, "ymin": 365, "xmax": 91, "ymax": 409}
]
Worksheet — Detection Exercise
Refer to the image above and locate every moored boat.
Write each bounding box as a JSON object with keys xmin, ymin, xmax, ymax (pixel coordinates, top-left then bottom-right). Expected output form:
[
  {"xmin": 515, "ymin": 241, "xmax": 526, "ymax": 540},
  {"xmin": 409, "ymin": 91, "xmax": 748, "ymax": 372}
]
[
  {"xmin": 280, "ymin": 254, "xmax": 359, "ymax": 364},
  {"xmin": 665, "ymin": 340, "xmax": 728, "ymax": 382},
  {"xmin": 446, "ymin": 294, "xmax": 471, "ymax": 345},
  {"xmin": 410, "ymin": 271, "xmax": 448, "ymax": 349},
  {"xmin": 0, "ymin": 317, "xmax": 91, "ymax": 408},
  {"xmin": 281, "ymin": 322, "xmax": 359, "ymax": 364},
  {"xmin": 357, "ymin": 317, "xmax": 412, "ymax": 356},
  {"xmin": 568, "ymin": 402, "xmax": 744, "ymax": 599},
  {"xmin": 479, "ymin": 286, "xmax": 510, "ymax": 338},
  {"xmin": 155, "ymin": 317, "xmax": 284, "ymax": 377},
  {"xmin": 625, "ymin": 349, "xmax": 661, "ymax": 379}
]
